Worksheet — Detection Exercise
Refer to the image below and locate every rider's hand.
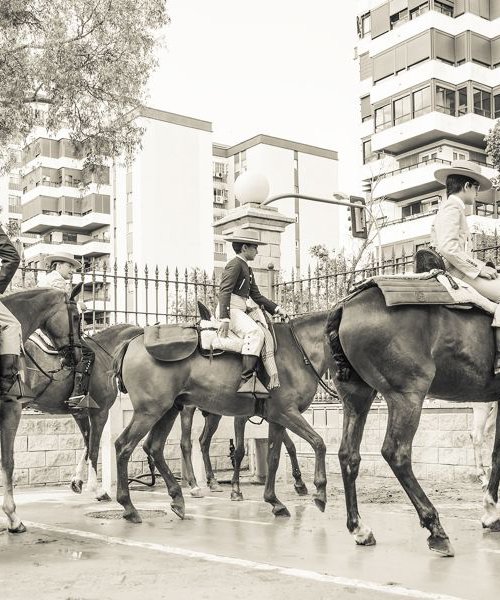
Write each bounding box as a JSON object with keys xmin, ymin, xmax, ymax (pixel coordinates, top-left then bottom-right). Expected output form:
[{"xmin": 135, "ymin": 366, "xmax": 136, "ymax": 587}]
[
  {"xmin": 218, "ymin": 321, "xmax": 230, "ymax": 338},
  {"xmin": 275, "ymin": 306, "xmax": 288, "ymax": 320},
  {"xmin": 479, "ymin": 265, "xmax": 498, "ymax": 280}
]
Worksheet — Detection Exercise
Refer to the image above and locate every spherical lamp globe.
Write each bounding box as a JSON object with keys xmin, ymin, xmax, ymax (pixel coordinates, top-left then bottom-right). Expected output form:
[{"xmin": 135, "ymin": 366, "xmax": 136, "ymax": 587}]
[{"xmin": 234, "ymin": 172, "xmax": 270, "ymax": 205}]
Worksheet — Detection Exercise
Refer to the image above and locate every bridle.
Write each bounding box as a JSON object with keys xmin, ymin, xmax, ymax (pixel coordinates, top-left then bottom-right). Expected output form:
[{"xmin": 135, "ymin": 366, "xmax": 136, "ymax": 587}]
[{"xmin": 287, "ymin": 317, "xmax": 339, "ymax": 399}]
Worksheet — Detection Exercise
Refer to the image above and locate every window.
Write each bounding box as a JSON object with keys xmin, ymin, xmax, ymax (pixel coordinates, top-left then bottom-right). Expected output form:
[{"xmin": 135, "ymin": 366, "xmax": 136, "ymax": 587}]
[
  {"xmin": 213, "ymin": 189, "xmax": 228, "ymax": 204},
  {"xmin": 214, "ymin": 242, "xmax": 225, "ymax": 254},
  {"xmin": 436, "ymin": 86, "xmax": 456, "ymax": 115},
  {"xmin": 495, "ymin": 94, "xmax": 500, "ymax": 119},
  {"xmin": 375, "ymin": 104, "xmax": 391, "ymax": 131},
  {"xmin": 394, "ymin": 95, "xmax": 412, "ymax": 125},
  {"xmin": 434, "ymin": 1, "xmax": 453, "ymax": 17},
  {"xmin": 475, "ymin": 202, "xmax": 494, "ymax": 217},
  {"xmin": 421, "ymin": 152, "xmax": 438, "ymax": 162},
  {"xmin": 360, "ymin": 13, "xmax": 371, "ymax": 37},
  {"xmin": 413, "ymin": 87, "xmax": 431, "ymax": 118},
  {"xmin": 410, "ymin": 2, "xmax": 429, "ymax": 19},
  {"xmin": 473, "ymin": 88, "xmax": 491, "ymax": 117},
  {"xmin": 453, "ymin": 151, "xmax": 467, "ymax": 160},
  {"xmin": 402, "ymin": 202, "xmax": 423, "ymax": 219},
  {"xmin": 458, "ymin": 87, "xmax": 468, "ymax": 115},
  {"xmin": 390, "ymin": 9, "xmax": 409, "ymax": 30},
  {"xmin": 62, "ymin": 232, "xmax": 77, "ymax": 243},
  {"xmin": 363, "ymin": 140, "xmax": 372, "ymax": 164}
]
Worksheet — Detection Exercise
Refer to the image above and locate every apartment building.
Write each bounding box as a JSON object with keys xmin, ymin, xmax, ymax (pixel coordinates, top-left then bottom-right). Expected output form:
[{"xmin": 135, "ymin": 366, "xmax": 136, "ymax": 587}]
[{"xmin": 357, "ymin": 0, "xmax": 500, "ymax": 262}]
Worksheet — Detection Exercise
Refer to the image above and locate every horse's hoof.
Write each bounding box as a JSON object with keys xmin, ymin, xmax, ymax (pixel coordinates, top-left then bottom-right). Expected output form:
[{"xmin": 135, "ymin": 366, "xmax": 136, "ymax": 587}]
[
  {"xmin": 427, "ymin": 535, "xmax": 454, "ymax": 557},
  {"xmin": 273, "ymin": 505, "xmax": 291, "ymax": 518},
  {"xmin": 230, "ymin": 491, "xmax": 244, "ymax": 501},
  {"xmin": 209, "ymin": 481, "xmax": 223, "ymax": 493},
  {"xmin": 70, "ymin": 479, "xmax": 83, "ymax": 494},
  {"xmin": 96, "ymin": 492, "xmax": 112, "ymax": 502},
  {"xmin": 171, "ymin": 504, "xmax": 185, "ymax": 520},
  {"xmin": 123, "ymin": 510, "xmax": 142, "ymax": 524},
  {"xmin": 294, "ymin": 483, "xmax": 308, "ymax": 496},
  {"xmin": 8, "ymin": 522, "xmax": 27, "ymax": 534},
  {"xmin": 354, "ymin": 531, "xmax": 376, "ymax": 546},
  {"xmin": 189, "ymin": 486, "xmax": 204, "ymax": 498},
  {"xmin": 487, "ymin": 519, "xmax": 500, "ymax": 532},
  {"xmin": 313, "ymin": 495, "xmax": 326, "ymax": 513}
]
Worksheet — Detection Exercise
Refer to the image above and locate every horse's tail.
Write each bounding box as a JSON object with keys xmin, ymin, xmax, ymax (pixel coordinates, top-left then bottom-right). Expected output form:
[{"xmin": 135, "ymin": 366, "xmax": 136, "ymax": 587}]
[
  {"xmin": 326, "ymin": 304, "xmax": 353, "ymax": 382},
  {"xmin": 112, "ymin": 340, "xmax": 131, "ymax": 394}
]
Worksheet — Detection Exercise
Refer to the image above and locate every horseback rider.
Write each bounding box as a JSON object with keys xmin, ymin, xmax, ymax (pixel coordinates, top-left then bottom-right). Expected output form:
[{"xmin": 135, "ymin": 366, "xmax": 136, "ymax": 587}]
[
  {"xmin": 0, "ymin": 224, "xmax": 25, "ymax": 399},
  {"xmin": 38, "ymin": 252, "xmax": 97, "ymax": 408},
  {"xmin": 432, "ymin": 159, "xmax": 500, "ymax": 374},
  {"xmin": 217, "ymin": 228, "xmax": 288, "ymax": 397}
]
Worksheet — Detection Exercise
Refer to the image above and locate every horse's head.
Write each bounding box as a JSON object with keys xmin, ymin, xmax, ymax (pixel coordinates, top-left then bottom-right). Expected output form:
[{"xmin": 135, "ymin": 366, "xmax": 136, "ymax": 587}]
[{"xmin": 43, "ymin": 283, "xmax": 83, "ymax": 367}]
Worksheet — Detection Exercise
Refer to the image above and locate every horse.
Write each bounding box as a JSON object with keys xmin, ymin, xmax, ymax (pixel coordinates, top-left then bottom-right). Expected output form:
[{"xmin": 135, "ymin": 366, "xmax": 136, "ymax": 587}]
[
  {"xmin": 471, "ymin": 401, "xmax": 497, "ymax": 489},
  {"xmin": 112, "ymin": 310, "xmax": 332, "ymax": 524},
  {"xmin": 327, "ymin": 286, "xmax": 500, "ymax": 557},
  {"xmin": 0, "ymin": 285, "xmax": 83, "ymax": 534},
  {"xmin": 22, "ymin": 324, "xmax": 142, "ymax": 500},
  {"xmin": 155, "ymin": 406, "xmax": 308, "ymax": 499}
]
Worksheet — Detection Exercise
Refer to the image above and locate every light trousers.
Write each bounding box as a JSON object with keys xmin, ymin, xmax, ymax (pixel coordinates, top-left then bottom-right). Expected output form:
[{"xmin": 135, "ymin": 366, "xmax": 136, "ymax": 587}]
[
  {"xmin": 0, "ymin": 300, "xmax": 21, "ymax": 355},
  {"xmin": 217, "ymin": 294, "xmax": 265, "ymax": 356}
]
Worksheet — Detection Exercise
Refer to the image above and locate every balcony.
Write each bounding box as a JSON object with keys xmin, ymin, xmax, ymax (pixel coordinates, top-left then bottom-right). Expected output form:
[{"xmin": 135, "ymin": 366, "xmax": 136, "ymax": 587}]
[
  {"xmin": 373, "ymin": 158, "xmax": 498, "ymax": 201},
  {"xmin": 22, "ymin": 180, "xmax": 111, "ymax": 204},
  {"xmin": 371, "ymin": 111, "xmax": 493, "ymax": 154},
  {"xmin": 23, "ymin": 238, "xmax": 110, "ymax": 261},
  {"xmin": 378, "ymin": 210, "xmax": 438, "ymax": 246},
  {"xmin": 21, "ymin": 211, "xmax": 111, "ymax": 234}
]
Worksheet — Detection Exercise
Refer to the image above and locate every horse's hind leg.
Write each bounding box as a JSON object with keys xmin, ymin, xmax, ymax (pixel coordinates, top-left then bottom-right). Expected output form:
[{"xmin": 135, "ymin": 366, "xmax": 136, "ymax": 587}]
[
  {"xmin": 382, "ymin": 390, "xmax": 454, "ymax": 557},
  {"xmin": 143, "ymin": 406, "xmax": 185, "ymax": 519},
  {"xmin": 482, "ymin": 401, "xmax": 500, "ymax": 530},
  {"xmin": 264, "ymin": 422, "xmax": 289, "ymax": 516},
  {"xmin": 283, "ymin": 430, "xmax": 307, "ymax": 496},
  {"xmin": 86, "ymin": 409, "xmax": 111, "ymax": 501},
  {"xmin": 115, "ymin": 411, "xmax": 163, "ymax": 523},
  {"xmin": 199, "ymin": 412, "xmax": 223, "ymax": 492},
  {"xmin": 471, "ymin": 403, "xmax": 491, "ymax": 490},
  {"xmin": 0, "ymin": 401, "xmax": 25, "ymax": 533},
  {"xmin": 178, "ymin": 406, "xmax": 203, "ymax": 497},
  {"xmin": 231, "ymin": 417, "xmax": 246, "ymax": 501},
  {"xmin": 71, "ymin": 414, "xmax": 89, "ymax": 493},
  {"xmin": 337, "ymin": 381, "xmax": 376, "ymax": 546}
]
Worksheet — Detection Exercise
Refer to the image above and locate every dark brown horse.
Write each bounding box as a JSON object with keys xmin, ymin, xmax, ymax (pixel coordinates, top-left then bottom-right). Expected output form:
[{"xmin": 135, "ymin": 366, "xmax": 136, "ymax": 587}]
[
  {"xmin": 327, "ymin": 286, "xmax": 500, "ymax": 557},
  {"xmin": 1, "ymin": 286, "xmax": 83, "ymax": 533},
  {"xmin": 113, "ymin": 310, "xmax": 332, "ymax": 523},
  {"xmin": 155, "ymin": 406, "xmax": 308, "ymax": 499},
  {"xmin": 23, "ymin": 324, "xmax": 142, "ymax": 500}
]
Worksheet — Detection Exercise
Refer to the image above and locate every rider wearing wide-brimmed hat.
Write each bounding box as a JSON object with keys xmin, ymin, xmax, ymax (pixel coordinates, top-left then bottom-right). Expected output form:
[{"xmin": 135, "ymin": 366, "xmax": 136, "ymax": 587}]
[
  {"xmin": 217, "ymin": 228, "xmax": 288, "ymax": 397},
  {"xmin": 431, "ymin": 159, "xmax": 500, "ymax": 373},
  {"xmin": 38, "ymin": 252, "xmax": 98, "ymax": 409}
]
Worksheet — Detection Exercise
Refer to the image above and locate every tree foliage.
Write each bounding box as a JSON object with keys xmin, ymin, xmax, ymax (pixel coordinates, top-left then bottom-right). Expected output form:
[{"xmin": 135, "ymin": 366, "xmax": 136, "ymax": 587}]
[
  {"xmin": 0, "ymin": 0, "xmax": 169, "ymax": 171},
  {"xmin": 486, "ymin": 121, "xmax": 500, "ymax": 180}
]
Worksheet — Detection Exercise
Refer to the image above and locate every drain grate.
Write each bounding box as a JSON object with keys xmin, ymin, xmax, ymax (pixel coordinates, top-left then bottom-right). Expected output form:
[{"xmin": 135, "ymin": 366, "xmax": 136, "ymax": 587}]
[{"xmin": 86, "ymin": 509, "xmax": 168, "ymax": 520}]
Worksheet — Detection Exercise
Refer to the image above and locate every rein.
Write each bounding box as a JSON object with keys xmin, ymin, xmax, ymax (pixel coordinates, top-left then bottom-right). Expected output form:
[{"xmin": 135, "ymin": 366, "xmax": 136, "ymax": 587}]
[{"xmin": 288, "ymin": 318, "xmax": 339, "ymax": 399}]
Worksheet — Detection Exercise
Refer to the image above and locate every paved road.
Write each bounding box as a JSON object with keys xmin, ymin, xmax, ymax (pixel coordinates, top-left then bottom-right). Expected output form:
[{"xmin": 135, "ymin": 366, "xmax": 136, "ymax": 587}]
[{"xmin": 1, "ymin": 483, "xmax": 499, "ymax": 600}]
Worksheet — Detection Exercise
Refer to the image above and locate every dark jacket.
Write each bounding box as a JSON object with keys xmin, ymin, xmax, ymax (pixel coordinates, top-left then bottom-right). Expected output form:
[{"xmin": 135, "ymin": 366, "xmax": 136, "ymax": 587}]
[
  {"xmin": 0, "ymin": 226, "xmax": 20, "ymax": 294},
  {"xmin": 218, "ymin": 256, "xmax": 277, "ymax": 319}
]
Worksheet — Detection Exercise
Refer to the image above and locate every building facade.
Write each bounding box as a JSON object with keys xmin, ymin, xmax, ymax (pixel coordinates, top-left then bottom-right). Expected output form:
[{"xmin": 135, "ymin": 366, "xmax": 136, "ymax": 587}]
[{"xmin": 357, "ymin": 0, "xmax": 500, "ymax": 262}]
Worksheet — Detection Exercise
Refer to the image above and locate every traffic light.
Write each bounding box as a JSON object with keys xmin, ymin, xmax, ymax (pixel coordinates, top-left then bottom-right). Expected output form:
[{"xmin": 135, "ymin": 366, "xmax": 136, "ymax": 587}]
[
  {"xmin": 349, "ymin": 195, "xmax": 367, "ymax": 239},
  {"xmin": 361, "ymin": 180, "xmax": 372, "ymax": 195}
]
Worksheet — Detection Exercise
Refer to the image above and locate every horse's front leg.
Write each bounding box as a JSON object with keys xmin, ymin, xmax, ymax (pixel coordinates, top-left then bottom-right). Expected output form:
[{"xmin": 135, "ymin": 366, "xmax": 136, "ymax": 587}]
[
  {"xmin": 199, "ymin": 412, "xmax": 223, "ymax": 492},
  {"xmin": 86, "ymin": 409, "xmax": 111, "ymax": 501},
  {"xmin": 71, "ymin": 414, "xmax": 89, "ymax": 493},
  {"xmin": 231, "ymin": 417, "xmax": 246, "ymax": 501},
  {"xmin": 482, "ymin": 400, "xmax": 500, "ymax": 530},
  {"xmin": 282, "ymin": 430, "xmax": 307, "ymax": 496},
  {"xmin": 264, "ymin": 421, "xmax": 289, "ymax": 516},
  {"xmin": 471, "ymin": 403, "xmax": 491, "ymax": 490},
  {"xmin": 383, "ymin": 390, "xmax": 454, "ymax": 557},
  {"xmin": 0, "ymin": 400, "xmax": 25, "ymax": 533},
  {"xmin": 273, "ymin": 408, "xmax": 327, "ymax": 512}
]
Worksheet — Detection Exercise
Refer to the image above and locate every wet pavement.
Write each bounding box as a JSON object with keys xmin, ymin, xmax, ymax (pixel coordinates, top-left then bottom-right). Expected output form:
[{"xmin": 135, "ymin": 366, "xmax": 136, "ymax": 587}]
[{"xmin": 1, "ymin": 481, "xmax": 500, "ymax": 600}]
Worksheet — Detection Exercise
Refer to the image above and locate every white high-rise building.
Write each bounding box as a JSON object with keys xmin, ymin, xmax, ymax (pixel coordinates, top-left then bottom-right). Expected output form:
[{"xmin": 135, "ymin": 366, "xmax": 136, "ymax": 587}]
[{"xmin": 356, "ymin": 0, "xmax": 500, "ymax": 260}]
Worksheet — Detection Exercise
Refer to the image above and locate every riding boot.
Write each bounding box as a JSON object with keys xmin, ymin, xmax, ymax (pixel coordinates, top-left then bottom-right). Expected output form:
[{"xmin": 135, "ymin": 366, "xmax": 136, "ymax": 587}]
[
  {"xmin": 0, "ymin": 354, "xmax": 35, "ymax": 403},
  {"xmin": 494, "ymin": 329, "xmax": 500, "ymax": 376},
  {"xmin": 237, "ymin": 355, "xmax": 269, "ymax": 399}
]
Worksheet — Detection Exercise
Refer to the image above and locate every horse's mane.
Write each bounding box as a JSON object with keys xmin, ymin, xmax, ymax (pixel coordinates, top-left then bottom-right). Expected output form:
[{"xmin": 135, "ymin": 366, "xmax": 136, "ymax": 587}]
[{"xmin": 91, "ymin": 323, "xmax": 142, "ymax": 347}]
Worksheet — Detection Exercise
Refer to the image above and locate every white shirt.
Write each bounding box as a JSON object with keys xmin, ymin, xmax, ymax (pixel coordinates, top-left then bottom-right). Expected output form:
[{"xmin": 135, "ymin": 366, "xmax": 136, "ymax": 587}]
[{"xmin": 37, "ymin": 269, "xmax": 72, "ymax": 293}]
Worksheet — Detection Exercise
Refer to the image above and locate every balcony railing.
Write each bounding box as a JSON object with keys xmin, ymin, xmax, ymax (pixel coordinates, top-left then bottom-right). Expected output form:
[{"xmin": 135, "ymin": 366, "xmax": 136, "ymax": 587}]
[{"xmin": 377, "ymin": 157, "xmax": 492, "ymax": 182}]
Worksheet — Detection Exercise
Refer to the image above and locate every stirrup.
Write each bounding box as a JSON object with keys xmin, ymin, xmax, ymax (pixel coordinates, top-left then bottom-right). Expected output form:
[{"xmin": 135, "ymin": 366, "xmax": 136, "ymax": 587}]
[
  {"xmin": 237, "ymin": 373, "xmax": 270, "ymax": 400},
  {"xmin": 1, "ymin": 376, "xmax": 36, "ymax": 404},
  {"xmin": 67, "ymin": 394, "xmax": 99, "ymax": 410}
]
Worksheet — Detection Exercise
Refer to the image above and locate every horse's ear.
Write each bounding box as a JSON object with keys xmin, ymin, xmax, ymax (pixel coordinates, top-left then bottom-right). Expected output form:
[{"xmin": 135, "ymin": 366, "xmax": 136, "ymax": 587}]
[{"xmin": 70, "ymin": 282, "xmax": 83, "ymax": 300}]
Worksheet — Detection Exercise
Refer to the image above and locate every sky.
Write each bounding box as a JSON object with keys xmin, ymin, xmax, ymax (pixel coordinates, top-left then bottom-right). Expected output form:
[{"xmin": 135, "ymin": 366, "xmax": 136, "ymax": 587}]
[{"xmin": 147, "ymin": 0, "xmax": 361, "ymax": 193}]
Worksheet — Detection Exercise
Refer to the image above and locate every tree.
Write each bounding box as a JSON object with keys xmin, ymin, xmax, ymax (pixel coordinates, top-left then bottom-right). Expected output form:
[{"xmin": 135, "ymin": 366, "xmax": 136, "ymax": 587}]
[
  {"xmin": 486, "ymin": 121, "xmax": 500, "ymax": 182},
  {"xmin": 0, "ymin": 0, "xmax": 169, "ymax": 172}
]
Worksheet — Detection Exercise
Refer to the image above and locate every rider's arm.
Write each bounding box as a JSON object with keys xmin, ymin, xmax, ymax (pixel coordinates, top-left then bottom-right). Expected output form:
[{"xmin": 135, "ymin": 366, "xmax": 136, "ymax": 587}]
[
  {"xmin": 0, "ymin": 225, "xmax": 20, "ymax": 294},
  {"xmin": 249, "ymin": 272, "xmax": 278, "ymax": 315},
  {"xmin": 434, "ymin": 199, "xmax": 485, "ymax": 279},
  {"xmin": 218, "ymin": 259, "xmax": 242, "ymax": 321}
]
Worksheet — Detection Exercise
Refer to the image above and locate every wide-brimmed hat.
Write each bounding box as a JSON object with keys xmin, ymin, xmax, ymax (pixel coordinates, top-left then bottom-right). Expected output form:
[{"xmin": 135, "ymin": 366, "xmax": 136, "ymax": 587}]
[
  {"xmin": 44, "ymin": 252, "xmax": 82, "ymax": 269},
  {"xmin": 434, "ymin": 159, "xmax": 492, "ymax": 191},
  {"xmin": 223, "ymin": 227, "xmax": 266, "ymax": 245}
]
